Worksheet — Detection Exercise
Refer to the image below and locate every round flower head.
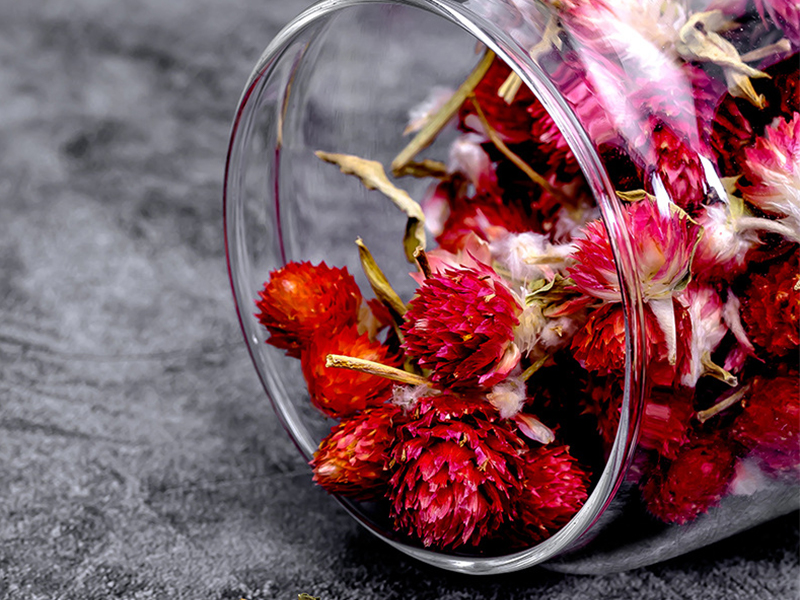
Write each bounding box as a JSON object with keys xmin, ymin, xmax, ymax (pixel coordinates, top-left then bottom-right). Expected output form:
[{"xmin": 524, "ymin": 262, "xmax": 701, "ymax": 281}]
[
  {"xmin": 647, "ymin": 121, "xmax": 706, "ymax": 211},
  {"xmin": 301, "ymin": 324, "xmax": 400, "ymax": 419},
  {"xmin": 732, "ymin": 375, "xmax": 800, "ymax": 477},
  {"xmin": 255, "ymin": 261, "xmax": 362, "ymax": 357},
  {"xmin": 741, "ymin": 252, "xmax": 800, "ymax": 358},
  {"xmin": 570, "ymin": 301, "xmax": 691, "ymax": 387},
  {"xmin": 401, "ymin": 264, "xmax": 521, "ymax": 390},
  {"xmin": 388, "ymin": 395, "xmax": 525, "ymax": 549},
  {"xmin": 641, "ymin": 432, "xmax": 738, "ymax": 525},
  {"xmin": 740, "ymin": 112, "xmax": 800, "ymax": 238},
  {"xmin": 510, "ymin": 445, "xmax": 590, "ymax": 546},
  {"xmin": 569, "ymin": 199, "xmax": 700, "ymax": 303},
  {"xmin": 312, "ymin": 403, "xmax": 405, "ymax": 500},
  {"xmin": 581, "ymin": 377, "xmax": 692, "ymax": 460}
]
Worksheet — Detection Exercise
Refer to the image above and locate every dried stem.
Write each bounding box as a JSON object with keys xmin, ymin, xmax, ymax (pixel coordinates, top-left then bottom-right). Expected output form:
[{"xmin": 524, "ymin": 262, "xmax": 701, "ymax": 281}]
[
  {"xmin": 701, "ymin": 354, "xmax": 738, "ymax": 387},
  {"xmin": 470, "ymin": 95, "xmax": 571, "ymax": 204},
  {"xmin": 519, "ymin": 355, "xmax": 549, "ymax": 382},
  {"xmin": 696, "ymin": 383, "xmax": 751, "ymax": 423},
  {"xmin": 326, "ymin": 354, "xmax": 430, "ymax": 387},
  {"xmin": 391, "ymin": 50, "xmax": 496, "ymax": 176},
  {"xmin": 413, "ymin": 246, "xmax": 432, "ymax": 279},
  {"xmin": 393, "ymin": 159, "xmax": 450, "ymax": 179},
  {"xmin": 740, "ymin": 39, "xmax": 792, "ymax": 62}
]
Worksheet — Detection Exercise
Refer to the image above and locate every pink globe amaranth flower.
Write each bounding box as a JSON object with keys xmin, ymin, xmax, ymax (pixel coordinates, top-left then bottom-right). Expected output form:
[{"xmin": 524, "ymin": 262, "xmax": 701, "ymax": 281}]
[
  {"xmin": 739, "ymin": 113, "xmax": 800, "ymax": 237},
  {"xmin": 388, "ymin": 395, "xmax": 525, "ymax": 550},
  {"xmin": 509, "ymin": 445, "xmax": 590, "ymax": 546},
  {"xmin": 402, "ymin": 265, "xmax": 522, "ymax": 390},
  {"xmin": 732, "ymin": 375, "xmax": 800, "ymax": 478},
  {"xmin": 741, "ymin": 251, "xmax": 800, "ymax": 358},
  {"xmin": 569, "ymin": 199, "xmax": 701, "ymax": 303},
  {"xmin": 527, "ymin": 99, "xmax": 580, "ymax": 175},
  {"xmin": 693, "ymin": 201, "xmax": 760, "ymax": 281},
  {"xmin": 311, "ymin": 403, "xmax": 405, "ymax": 501},
  {"xmin": 301, "ymin": 324, "xmax": 400, "ymax": 419},
  {"xmin": 641, "ymin": 432, "xmax": 739, "ymax": 525},
  {"xmin": 255, "ymin": 261, "xmax": 362, "ymax": 358}
]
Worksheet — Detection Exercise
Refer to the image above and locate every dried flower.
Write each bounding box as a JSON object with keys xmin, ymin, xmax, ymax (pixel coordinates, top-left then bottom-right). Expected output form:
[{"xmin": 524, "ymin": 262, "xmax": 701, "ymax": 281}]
[
  {"xmin": 311, "ymin": 403, "xmax": 405, "ymax": 500},
  {"xmin": 732, "ymin": 375, "xmax": 800, "ymax": 477},
  {"xmin": 647, "ymin": 120, "xmax": 707, "ymax": 211},
  {"xmin": 570, "ymin": 301, "xmax": 691, "ymax": 387},
  {"xmin": 741, "ymin": 252, "xmax": 800, "ymax": 357},
  {"xmin": 389, "ymin": 395, "xmax": 525, "ymax": 549},
  {"xmin": 511, "ymin": 445, "xmax": 590, "ymax": 545},
  {"xmin": 641, "ymin": 432, "xmax": 739, "ymax": 524},
  {"xmin": 569, "ymin": 199, "xmax": 700, "ymax": 303},
  {"xmin": 739, "ymin": 113, "xmax": 800, "ymax": 241},
  {"xmin": 301, "ymin": 324, "xmax": 400, "ymax": 419},
  {"xmin": 256, "ymin": 261, "xmax": 362, "ymax": 357},
  {"xmin": 459, "ymin": 59, "xmax": 536, "ymax": 144},
  {"xmin": 402, "ymin": 265, "xmax": 522, "ymax": 389}
]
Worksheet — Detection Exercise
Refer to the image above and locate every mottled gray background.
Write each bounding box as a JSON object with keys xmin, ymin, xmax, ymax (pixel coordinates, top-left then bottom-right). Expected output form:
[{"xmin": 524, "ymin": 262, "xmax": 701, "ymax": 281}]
[{"xmin": 0, "ymin": 0, "xmax": 797, "ymax": 598}]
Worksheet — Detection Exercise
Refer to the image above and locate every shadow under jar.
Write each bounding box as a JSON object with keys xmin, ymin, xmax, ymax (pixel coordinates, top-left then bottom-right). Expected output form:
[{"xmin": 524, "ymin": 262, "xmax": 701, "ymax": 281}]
[{"xmin": 224, "ymin": 0, "xmax": 800, "ymax": 575}]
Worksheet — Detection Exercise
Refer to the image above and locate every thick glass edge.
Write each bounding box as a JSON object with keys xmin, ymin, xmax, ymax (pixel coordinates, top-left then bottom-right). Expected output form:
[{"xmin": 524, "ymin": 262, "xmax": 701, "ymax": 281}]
[{"xmin": 223, "ymin": 0, "xmax": 649, "ymax": 574}]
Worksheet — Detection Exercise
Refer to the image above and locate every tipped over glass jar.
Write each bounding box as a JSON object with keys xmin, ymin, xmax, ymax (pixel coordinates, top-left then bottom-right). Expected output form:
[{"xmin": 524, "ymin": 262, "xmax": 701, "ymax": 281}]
[{"xmin": 224, "ymin": 0, "xmax": 799, "ymax": 574}]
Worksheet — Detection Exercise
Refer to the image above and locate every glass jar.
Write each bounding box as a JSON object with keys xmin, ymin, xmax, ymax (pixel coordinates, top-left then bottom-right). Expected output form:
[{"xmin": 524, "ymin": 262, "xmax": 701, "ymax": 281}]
[{"xmin": 224, "ymin": 0, "xmax": 799, "ymax": 574}]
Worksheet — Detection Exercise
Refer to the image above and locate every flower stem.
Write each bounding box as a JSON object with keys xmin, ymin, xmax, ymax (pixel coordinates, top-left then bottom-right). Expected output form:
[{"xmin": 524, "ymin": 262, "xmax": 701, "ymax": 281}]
[
  {"xmin": 470, "ymin": 95, "xmax": 571, "ymax": 204},
  {"xmin": 391, "ymin": 50, "xmax": 496, "ymax": 176},
  {"xmin": 701, "ymin": 354, "xmax": 738, "ymax": 387},
  {"xmin": 519, "ymin": 355, "xmax": 549, "ymax": 382},
  {"xmin": 696, "ymin": 383, "xmax": 751, "ymax": 423},
  {"xmin": 413, "ymin": 246, "xmax": 432, "ymax": 279},
  {"xmin": 326, "ymin": 354, "xmax": 430, "ymax": 387}
]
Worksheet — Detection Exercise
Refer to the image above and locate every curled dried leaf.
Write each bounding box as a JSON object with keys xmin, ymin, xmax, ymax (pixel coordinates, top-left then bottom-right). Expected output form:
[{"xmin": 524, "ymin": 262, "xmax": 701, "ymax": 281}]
[
  {"xmin": 675, "ymin": 11, "xmax": 769, "ymax": 108},
  {"xmin": 356, "ymin": 237, "xmax": 407, "ymax": 320},
  {"xmin": 316, "ymin": 151, "xmax": 426, "ymax": 262}
]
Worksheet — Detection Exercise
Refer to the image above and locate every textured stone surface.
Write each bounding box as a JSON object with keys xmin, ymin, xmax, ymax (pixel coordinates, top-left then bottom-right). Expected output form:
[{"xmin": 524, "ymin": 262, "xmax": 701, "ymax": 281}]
[{"xmin": 0, "ymin": 0, "xmax": 797, "ymax": 598}]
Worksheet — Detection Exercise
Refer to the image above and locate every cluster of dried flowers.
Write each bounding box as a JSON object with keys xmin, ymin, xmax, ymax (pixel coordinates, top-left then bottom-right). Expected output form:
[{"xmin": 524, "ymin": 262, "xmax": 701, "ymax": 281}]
[{"xmin": 256, "ymin": 0, "xmax": 798, "ymax": 552}]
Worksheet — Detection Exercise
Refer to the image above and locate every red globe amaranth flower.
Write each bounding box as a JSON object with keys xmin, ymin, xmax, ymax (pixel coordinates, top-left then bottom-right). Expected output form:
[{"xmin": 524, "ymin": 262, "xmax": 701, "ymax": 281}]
[
  {"xmin": 711, "ymin": 96, "xmax": 755, "ymax": 176},
  {"xmin": 569, "ymin": 199, "xmax": 700, "ymax": 303},
  {"xmin": 639, "ymin": 388, "xmax": 694, "ymax": 460},
  {"xmin": 570, "ymin": 301, "xmax": 691, "ymax": 387},
  {"xmin": 401, "ymin": 265, "xmax": 521, "ymax": 390},
  {"xmin": 741, "ymin": 253, "xmax": 800, "ymax": 357},
  {"xmin": 641, "ymin": 433, "xmax": 738, "ymax": 525},
  {"xmin": 436, "ymin": 194, "xmax": 537, "ymax": 254},
  {"xmin": 732, "ymin": 375, "xmax": 800, "ymax": 476},
  {"xmin": 511, "ymin": 445, "xmax": 590, "ymax": 545},
  {"xmin": 301, "ymin": 324, "xmax": 400, "ymax": 419},
  {"xmin": 459, "ymin": 59, "xmax": 536, "ymax": 144},
  {"xmin": 581, "ymin": 377, "xmax": 693, "ymax": 460},
  {"xmin": 647, "ymin": 120, "xmax": 706, "ymax": 211},
  {"xmin": 311, "ymin": 404, "xmax": 405, "ymax": 500},
  {"xmin": 255, "ymin": 261, "xmax": 362, "ymax": 357},
  {"xmin": 388, "ymin": 395, "xmax": 525, "ymax": 549},
  {"xmin": 527, "ymin": 99, "xmax": 580, "ymax": 175}
]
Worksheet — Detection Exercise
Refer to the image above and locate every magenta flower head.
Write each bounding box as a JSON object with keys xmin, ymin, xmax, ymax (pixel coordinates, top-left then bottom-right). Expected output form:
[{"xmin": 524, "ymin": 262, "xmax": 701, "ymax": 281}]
[
  {"xmin": 388, "ymin": 395, "xmax": 525, "ymax": 549},
  {"xmin": 401, "ymin": 264, "xmax": 522, "ymax": 390},
  {"xmin": 569, "ymin": 199, "xmax": 700, "ymax": 303},
  {"xmin": 739, "ymin": 112, "xmax": 800, "ymax": 239}
]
